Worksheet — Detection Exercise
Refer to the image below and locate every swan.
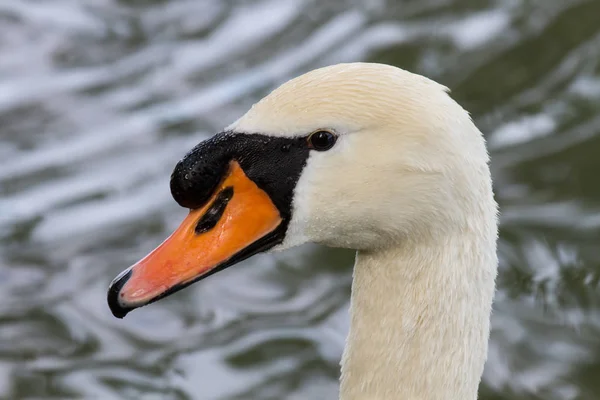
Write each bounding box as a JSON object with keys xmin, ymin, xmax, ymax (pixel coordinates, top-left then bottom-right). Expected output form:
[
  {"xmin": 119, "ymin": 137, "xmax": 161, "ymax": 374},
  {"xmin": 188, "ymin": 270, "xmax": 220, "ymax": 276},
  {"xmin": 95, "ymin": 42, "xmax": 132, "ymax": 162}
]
[{"xmin": 107, "ymin": 63, "xmax": 498, "ymax": 400}]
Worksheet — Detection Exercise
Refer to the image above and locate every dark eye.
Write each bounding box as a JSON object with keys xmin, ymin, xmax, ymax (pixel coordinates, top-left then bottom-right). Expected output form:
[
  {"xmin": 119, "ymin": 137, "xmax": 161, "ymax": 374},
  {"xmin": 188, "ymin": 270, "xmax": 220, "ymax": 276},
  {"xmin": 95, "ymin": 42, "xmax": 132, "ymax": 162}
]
[{"xmin": 307, "ymin": 130, "xmax": 337, "ymax": 151}]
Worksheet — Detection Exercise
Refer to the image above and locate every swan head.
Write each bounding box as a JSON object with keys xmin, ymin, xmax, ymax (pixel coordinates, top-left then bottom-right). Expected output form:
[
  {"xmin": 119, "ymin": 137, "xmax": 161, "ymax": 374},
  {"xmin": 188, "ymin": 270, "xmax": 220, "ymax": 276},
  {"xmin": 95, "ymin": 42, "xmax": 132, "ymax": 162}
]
[{"xmin": 108, "ymin": 63, "xmax": 495, "ymax": 318}]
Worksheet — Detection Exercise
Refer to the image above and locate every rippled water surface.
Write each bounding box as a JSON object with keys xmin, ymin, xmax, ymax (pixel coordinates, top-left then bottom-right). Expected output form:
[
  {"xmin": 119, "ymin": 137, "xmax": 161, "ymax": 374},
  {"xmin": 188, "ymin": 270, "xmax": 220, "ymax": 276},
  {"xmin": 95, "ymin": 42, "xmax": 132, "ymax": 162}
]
[{"xmin": 2, "ymin": 0, "xmax": 600, "ymax": 398}]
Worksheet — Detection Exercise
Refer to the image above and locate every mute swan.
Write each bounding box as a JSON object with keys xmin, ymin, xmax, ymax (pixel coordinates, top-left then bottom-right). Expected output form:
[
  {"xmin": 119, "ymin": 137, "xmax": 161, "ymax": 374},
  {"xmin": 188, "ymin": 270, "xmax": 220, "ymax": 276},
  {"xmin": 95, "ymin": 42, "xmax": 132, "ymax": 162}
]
[{"xmin": 108, "ymin": 63, "xmax": 498, "ymax": 400}]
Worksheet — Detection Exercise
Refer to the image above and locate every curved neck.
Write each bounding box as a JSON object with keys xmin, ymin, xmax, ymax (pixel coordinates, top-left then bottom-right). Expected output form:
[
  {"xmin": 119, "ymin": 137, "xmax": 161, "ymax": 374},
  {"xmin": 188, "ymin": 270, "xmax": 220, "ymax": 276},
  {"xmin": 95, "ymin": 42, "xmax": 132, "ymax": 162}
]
[{"xmin": 339, "ymin": 231, "xmax": 497, "ymax": 400}]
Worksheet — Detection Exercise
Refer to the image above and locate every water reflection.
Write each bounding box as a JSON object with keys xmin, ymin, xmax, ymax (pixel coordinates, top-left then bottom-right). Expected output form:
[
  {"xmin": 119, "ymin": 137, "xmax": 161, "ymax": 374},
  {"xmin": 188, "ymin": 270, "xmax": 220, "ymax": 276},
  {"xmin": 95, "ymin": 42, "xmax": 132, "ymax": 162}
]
[{"xmin": 1, "ymin": 0, "xmax": 600, "ymax": 398}]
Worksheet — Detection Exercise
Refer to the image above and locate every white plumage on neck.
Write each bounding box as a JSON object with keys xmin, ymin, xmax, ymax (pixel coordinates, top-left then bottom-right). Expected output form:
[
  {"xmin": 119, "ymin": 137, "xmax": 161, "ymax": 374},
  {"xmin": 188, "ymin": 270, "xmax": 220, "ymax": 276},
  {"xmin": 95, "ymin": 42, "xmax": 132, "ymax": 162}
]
[{"xmin": 341, "ymin": 225, "xmax": 497, "ymax": 399}]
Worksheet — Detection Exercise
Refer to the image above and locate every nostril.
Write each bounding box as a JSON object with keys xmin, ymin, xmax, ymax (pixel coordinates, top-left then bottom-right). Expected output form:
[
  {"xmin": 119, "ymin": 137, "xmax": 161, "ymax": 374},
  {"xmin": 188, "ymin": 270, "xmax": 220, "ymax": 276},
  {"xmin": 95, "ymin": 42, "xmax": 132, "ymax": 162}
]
[{"xmin": 195, "ymin": 186, "xmax": 234, "ymax": 234}]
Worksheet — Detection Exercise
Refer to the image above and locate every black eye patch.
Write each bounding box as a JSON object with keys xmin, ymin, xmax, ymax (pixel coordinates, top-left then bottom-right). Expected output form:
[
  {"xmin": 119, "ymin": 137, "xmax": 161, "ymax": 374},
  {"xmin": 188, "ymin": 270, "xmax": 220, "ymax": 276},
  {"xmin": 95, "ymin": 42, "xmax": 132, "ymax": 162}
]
[{"xmin": 170, "ymin": 132, "xmax": 310, "ymax": 227}]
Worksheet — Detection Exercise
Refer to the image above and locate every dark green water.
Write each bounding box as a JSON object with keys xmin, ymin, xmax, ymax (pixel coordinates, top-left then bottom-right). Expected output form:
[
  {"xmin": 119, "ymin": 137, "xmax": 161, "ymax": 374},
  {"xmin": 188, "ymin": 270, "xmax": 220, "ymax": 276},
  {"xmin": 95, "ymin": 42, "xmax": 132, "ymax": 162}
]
[{"xmin": 1, "ymin": 0, "xmax": 600, "ymax": 398}]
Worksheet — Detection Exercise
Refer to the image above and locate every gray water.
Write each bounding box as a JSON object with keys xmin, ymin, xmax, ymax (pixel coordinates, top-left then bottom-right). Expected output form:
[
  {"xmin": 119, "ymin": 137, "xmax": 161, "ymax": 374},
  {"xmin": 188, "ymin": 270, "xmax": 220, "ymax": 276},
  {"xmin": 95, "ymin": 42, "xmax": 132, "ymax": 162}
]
[{"xmin": 1, "ymin": 0, "xmax": 600, "ymax": 399}]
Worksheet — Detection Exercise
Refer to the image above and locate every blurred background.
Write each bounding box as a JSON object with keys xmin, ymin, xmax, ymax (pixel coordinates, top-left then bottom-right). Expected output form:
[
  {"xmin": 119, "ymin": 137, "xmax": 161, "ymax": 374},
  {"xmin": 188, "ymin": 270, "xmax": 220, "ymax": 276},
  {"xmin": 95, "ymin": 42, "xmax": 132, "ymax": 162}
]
[{"xmin": 1, "ymin": 0, "xmax": 600, "ymax": 398}]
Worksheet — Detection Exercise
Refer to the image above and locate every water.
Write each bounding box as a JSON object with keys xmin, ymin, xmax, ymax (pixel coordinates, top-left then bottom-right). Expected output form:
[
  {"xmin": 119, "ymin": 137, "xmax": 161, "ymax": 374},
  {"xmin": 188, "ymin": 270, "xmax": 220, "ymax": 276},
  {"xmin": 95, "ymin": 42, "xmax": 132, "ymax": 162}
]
[{"xmin": 1, "ymin": 0, "xmax": 600, "ymax": 398}]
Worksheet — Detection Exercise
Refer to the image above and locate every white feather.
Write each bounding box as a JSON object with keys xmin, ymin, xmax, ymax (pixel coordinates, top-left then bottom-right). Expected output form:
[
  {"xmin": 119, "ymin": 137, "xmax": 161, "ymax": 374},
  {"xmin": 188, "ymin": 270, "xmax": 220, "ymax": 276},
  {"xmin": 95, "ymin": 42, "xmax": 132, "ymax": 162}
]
[{"xmin": 231, "ymin": 62, "xmax": 498, "ymax": 400}]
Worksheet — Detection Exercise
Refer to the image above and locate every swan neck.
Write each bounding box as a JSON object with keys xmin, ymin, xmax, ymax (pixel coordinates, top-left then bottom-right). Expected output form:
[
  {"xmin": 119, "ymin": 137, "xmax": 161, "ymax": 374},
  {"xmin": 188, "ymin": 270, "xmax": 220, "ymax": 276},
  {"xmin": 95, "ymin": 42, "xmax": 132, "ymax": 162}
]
[{"xmin": 339, "ymin": 235, "xmax": 497, "ymax": 400}]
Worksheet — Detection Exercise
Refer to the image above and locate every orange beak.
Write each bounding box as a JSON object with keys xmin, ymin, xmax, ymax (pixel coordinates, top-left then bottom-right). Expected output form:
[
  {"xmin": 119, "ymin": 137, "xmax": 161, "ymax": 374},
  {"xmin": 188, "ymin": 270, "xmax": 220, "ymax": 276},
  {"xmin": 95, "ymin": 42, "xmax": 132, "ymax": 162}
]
[{"xmin": 107, "ymin": 161, "xmax": 282, "ymax": 318}]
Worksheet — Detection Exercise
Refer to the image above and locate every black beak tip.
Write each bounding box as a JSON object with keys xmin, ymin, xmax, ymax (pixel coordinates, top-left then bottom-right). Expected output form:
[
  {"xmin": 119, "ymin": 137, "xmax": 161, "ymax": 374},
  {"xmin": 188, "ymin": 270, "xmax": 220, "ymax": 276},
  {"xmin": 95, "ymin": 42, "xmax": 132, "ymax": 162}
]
[{"xmin": 107, "ymin": 268, "xmax": 134, "ymax": 319}]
